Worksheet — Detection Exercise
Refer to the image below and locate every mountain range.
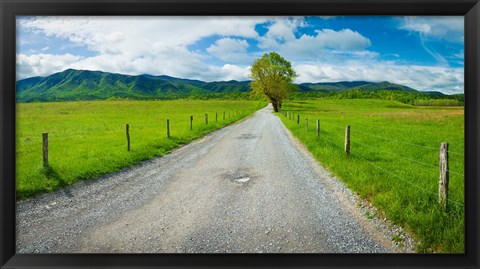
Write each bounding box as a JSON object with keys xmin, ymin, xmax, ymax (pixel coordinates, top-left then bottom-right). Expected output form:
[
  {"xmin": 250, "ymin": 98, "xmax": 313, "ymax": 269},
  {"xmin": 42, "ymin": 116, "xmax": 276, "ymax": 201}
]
[{"xmin": 16, "ymin": 69, "xmax": 446, "ymax": 103}]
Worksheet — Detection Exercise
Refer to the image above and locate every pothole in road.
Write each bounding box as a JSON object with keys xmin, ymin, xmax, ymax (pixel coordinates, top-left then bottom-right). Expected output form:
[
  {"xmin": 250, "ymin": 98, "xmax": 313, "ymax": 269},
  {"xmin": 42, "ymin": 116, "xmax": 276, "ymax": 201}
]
[
  {"xmin": 223, "ymin": 168, "xmax": 255, "ymax": 184},
  {"xmin": 233, "ymin": 176, "xmax": 250, "ymax": 183},
  {"xmin": 237, "ymin": 133, "xmax": 260, "ymax": 140}
]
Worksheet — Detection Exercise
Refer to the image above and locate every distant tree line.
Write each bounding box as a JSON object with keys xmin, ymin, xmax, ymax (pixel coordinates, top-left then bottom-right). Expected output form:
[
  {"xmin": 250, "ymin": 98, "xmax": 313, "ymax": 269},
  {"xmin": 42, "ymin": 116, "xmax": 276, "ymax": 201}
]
[
  {"xmin": 103, "ymin": 89, "xmax": 464, "ymax": 107},
  {"xmin": 288, "ymin": 89, "xmax": 464, "ymax": 106}
]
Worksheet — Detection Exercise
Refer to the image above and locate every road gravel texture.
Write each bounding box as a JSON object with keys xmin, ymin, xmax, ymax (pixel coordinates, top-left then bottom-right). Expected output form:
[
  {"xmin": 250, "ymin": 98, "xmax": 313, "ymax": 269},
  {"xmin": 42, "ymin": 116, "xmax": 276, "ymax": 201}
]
[{"xmin": 17, "ymin": 104, "xmax": 410, "ymax": 253}]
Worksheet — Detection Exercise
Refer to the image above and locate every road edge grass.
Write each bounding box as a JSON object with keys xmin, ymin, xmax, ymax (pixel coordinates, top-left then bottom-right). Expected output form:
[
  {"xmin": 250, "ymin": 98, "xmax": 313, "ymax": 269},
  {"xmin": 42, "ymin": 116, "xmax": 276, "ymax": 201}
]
[
  {"xmin": 272, "ymin": 100, "xmax": 464, "ymax": 253},
  {"xmin": 275, "ymin": 110, "xmax": 417, "ymax": 253}
]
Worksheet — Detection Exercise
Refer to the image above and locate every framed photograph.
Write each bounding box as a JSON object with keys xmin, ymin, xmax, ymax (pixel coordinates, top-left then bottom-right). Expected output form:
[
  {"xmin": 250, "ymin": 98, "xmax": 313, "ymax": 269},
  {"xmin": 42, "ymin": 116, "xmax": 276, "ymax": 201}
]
[{"xmin": 1, "ymin": 0, "xmax": 479, "ymax": 268}]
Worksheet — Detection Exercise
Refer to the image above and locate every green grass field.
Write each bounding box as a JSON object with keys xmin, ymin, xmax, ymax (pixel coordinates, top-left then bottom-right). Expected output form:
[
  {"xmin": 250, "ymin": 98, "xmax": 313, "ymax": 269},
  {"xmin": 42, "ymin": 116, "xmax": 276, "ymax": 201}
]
[
  {"xmin": 277, "ymin": 99, "xmax": 464, "ymax": 253},
  {"xmin": 16, "ymin": 100, "xmax": 265, "ymax": 200}
]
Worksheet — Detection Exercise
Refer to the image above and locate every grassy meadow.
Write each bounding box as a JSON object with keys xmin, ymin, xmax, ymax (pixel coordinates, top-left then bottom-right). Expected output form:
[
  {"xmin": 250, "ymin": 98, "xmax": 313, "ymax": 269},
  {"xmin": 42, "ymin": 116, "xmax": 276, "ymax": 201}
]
[
  {"xmin": 277, "ymin": 99, "xmax": 464, "ymax": 253},
  {"xmin": 16, "ymin": 100, "xmax": 265, "ymax": 200}
]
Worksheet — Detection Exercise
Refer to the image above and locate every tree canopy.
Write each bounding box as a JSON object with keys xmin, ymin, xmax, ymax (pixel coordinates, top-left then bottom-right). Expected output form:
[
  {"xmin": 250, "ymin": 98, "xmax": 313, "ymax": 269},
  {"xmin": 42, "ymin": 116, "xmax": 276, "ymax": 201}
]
[{"xmin": 249, "ymin": 52, "xmax": 297, "ymax": 112}]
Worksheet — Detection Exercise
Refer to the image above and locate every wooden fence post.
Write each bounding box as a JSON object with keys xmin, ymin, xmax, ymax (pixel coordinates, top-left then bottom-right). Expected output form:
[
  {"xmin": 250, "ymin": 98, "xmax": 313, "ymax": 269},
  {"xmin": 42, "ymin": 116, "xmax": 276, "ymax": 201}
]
[
  {"xmin": 297, "ymin": 115, "xmax": 300, "ymax": 124},
  {"xmin": 167, "ymin": 119, "xmax": 170, "ymax": 138},
  {"xmin": 223, "ymin": 111, "xmax": 225, "ymax": 120},
  {"xmin": 205, "ymin": 114, "xmax": 208, "ymax": 125},
  {"xmin": 216, "ymin": 112, "xmax": 218, "ymax": 122},
  {"xmin": 42, "ymin": 133, "xmax": 48, "ymax": 167},
  {"xmin": 316, "ymin": 119, "xmax": 320, "ymax": 137},
  {"xmin": 306, "ymin": 117, "xmax": 308, "ymax": 131},
  {"xmin": 345, "ymin": 125, "xmax": 350, "ymax": 156},
  {"xmin": 126, "ymin": 124, "xmax": 130, "ymax": 151},
  {"xmin": 190, "ymin": 115, "xmax": 193, "ymax": 130},
  {"xmin": 439, "ymin": 142, "xmax": 449, "ymax": 210}
]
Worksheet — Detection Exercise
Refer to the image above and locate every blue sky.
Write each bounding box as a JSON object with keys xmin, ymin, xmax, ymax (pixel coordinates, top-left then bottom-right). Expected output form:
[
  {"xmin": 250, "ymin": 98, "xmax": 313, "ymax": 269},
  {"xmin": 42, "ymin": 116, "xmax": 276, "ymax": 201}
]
[{"xmin": 16, "ymin": 16, "xmax": 464, "ymax": 93}]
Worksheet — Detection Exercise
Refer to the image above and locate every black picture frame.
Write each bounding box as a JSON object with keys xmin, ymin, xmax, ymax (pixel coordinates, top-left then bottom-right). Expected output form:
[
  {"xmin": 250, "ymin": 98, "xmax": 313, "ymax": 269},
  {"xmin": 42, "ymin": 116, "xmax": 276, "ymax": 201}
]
[{"xmin": 1, "ymin": 0, "xmax": 479, "ymax": 268}]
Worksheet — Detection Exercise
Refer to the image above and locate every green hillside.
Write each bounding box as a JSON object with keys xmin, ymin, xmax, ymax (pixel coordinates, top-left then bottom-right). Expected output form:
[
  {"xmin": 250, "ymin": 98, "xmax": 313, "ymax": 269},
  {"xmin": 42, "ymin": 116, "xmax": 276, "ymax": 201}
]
[
  {"xmin": 16, "ymin": 69, "xmax": 463, "ymax": 105},
  {"xmin": 202, "ymin": 80, "xmax": 250, "ymax": 93},
  {"xmin": 299, "ymin": 81, "xmax": 372, "ymax": 92},
  {"xmin": 16, "ymin": 69, "xmax": 214, "ymax": 102}
]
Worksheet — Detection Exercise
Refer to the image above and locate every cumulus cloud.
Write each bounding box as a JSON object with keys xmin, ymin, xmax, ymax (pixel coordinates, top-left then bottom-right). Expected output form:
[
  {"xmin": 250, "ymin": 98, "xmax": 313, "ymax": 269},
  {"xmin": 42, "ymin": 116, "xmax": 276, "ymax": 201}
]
[
  {"xmin": 258, "ymin": 18, "xmax": 307, "ymax": 49},
  {"xmin": 19, "ymin": 16, "xmax": 265, "ymax": 53},
  {"xmin": 314, "ymin": 29, "xmax": 371, "ymax": 50},
  {"xmin": 258, "ymin": 19, "xmax": 372, "ymax": 60},
  {"xmin": 216, "ymin": 64, "xmax": 251, "ymax": 81},
  {"xmin": 206, "ymin": 38, "xmax": 251, "ymax": 62},
  {"xmin": 294, "ymin": 61, "xmax": 464, "ymax": 94},
  {"xmin": 17, "ymin": 16, "xmax": 267, "ymax": 81},
  {"xmin": 16, "ymin": 53, "xmax": 82, "ymax": 79},
  {"xmin": 279, "ymin": 29, "xmax": 372, "ymax": 59}
]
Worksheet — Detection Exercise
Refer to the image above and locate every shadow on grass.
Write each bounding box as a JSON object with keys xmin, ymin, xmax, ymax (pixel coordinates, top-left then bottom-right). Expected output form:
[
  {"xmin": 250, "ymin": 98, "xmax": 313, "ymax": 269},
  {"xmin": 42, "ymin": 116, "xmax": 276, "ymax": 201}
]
[{"xmin": 42, "ymin": 164, "xmax": 74, "ymax": 198}]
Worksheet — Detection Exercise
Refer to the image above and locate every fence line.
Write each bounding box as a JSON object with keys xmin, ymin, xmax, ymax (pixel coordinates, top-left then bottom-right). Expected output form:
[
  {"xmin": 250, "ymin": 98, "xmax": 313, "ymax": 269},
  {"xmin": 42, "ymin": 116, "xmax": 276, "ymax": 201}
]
[
  {"xmin": 349, "ymin": 147, "xmax": 464, "ymax": 206},
  {"xmin": 318, "ymin": 134, "xmax": 464, "ymax": 207},
  {"xmin": 41, "ymin": 109, "xmax": 252, "ymax": 167},
  {"xmin": 282, "ymin": 114, "xmax": 464, "ymax": 208},
  {"xmin": 350, "ymin": 138, "xmax": 463, "ymax": 176},
  {"xmin": 319, "ymin": 126, "xmax": 463, "ymax": 176},
  {"xmin": 318, "ymin": 121, "xmax": 464, "ymax": 156}
]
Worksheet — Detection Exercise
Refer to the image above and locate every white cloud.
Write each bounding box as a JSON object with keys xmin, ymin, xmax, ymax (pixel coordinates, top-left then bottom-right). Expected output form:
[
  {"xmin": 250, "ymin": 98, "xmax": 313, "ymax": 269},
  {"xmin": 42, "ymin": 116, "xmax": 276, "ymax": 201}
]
[
  {"xmin": 59, "ymin": 44, "xmax": 249, "ymax": 83},
  {"xmin": 16, "ymin": 53, "xmax": 82, "ymax": 79},
  {"xmin": 258, "ymin": 20, "xmax": 372, "ymax": 61},
  {"xmin": 401, "ymin": 16, "xmax": 464, "ymax": 42},
  {"xmin": 66, "ymin": 44, "xmax": 211, "ymax": 80},
  {"xmin": 258, "ymin": 18, "xmax": 305, "ymax": 49},
  {"xmin": 217, "ymin": 64, "xmax": 250, "ymax": 81},
  {"xmin": 17, "ymin": 16, "xmax": 268, "ymax": 80},
  {"xmin": 19, "ymin": 16, "xmax": 265, "ymax": 54},
  {"xmin": 294, "ymin": 61, "xmax": 464, "ymax": 94},
  {"xmin": 206, "ymin": 38, "xmax": 251, "ymax": 62},
  {"xmin": 316, "ymin": 29, "xmax": 371, "ymax": 50},
  {"xmin": 280, "ymin": 29, "xmax": 371, "ymax": 59}
]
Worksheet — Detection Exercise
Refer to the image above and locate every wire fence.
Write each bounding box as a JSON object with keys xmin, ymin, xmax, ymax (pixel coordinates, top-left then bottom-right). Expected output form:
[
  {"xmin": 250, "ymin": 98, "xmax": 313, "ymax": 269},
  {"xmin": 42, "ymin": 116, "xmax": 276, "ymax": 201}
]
[
  {"xmin": 319, "ymin": 120, "xmax": 464, "ymax": 156},
  {"xmin": 281, "ymin": 111, "xmax": 465, "ymax": 207},
  {"xmin": 325, "ymin": 136, "xmax": 464, "ymax": 207},
  {"xmin": 41, "ymin": 109, "xmax": 251, "ymax": 164}
]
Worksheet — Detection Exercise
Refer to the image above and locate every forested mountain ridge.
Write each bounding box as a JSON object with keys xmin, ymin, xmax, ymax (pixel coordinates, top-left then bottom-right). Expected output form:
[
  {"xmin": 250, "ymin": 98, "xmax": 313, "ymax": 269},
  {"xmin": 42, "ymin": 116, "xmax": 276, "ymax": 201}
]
[{"xmin": 16, "ymin": 69, "xmax": 460, "ymax": 104}]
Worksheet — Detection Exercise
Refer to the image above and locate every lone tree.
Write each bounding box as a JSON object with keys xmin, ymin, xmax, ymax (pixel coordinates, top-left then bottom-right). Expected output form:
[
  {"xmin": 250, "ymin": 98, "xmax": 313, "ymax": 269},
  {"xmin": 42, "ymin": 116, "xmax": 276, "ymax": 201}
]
[{"xmin": 249, "ymin": 52, "xmax": 297, "ymax": 112}]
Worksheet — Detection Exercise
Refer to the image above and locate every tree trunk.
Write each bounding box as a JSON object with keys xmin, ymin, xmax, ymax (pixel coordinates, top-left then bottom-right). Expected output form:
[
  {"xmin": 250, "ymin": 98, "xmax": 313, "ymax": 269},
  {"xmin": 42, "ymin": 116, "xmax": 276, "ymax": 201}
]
[{"xmin": 271, "ymin": 99, "xmax": 279, "ymax": 112}]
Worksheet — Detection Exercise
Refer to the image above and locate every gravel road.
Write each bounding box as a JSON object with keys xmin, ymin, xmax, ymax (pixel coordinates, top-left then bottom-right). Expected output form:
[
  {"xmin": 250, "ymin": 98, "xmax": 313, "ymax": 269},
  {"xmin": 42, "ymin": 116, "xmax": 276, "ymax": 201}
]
[{"xmin": 17, "ymin": 104, "xmax": 405, "ymax": 253}]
